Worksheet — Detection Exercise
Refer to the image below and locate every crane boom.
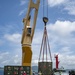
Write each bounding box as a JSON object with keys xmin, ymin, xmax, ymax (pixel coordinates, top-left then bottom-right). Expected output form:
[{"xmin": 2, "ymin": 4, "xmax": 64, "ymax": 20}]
[{"xmin": 21, "ymin": 0, "xmax": 40, "ymax": 66}]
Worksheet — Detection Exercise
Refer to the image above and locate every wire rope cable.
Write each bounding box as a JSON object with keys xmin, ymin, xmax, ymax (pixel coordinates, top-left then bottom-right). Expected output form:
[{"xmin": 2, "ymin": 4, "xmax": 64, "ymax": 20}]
[{"xmin": 42, "ymin": 0, "xmax": 48, "ymax": 17}]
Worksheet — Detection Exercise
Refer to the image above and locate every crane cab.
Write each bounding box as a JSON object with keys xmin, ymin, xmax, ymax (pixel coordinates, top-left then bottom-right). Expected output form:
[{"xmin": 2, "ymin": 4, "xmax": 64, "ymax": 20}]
[{"xmin": 26, "ymin": 26, "xmax": 31, "ymax": 36}]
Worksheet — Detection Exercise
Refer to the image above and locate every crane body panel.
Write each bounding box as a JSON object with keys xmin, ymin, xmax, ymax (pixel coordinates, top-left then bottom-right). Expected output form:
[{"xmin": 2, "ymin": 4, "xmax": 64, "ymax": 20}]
[{"xmin": 22, "ymin": 46, "xmax": 32, "ymax": 66}]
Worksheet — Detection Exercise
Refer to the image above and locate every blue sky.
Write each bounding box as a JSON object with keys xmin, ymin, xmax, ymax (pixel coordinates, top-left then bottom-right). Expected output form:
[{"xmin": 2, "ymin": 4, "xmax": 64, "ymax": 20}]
[{"xmin": 0, "ymin": 0, "xmax": 75, "ymax": 69}]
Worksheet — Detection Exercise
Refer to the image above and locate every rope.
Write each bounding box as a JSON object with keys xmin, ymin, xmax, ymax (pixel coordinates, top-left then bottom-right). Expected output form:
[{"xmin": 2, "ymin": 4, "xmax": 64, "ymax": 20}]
[
  {"xmin": 39, "ymin": 26, "xmax": 52, "ymax": 62},
  {"xmin": 43, "ymin": 0, "xmax": 44, "ymax": 17},
  {"xmin": 45, "ymin": 28, "xmax": 47, "ymax": 62},
  {"xmin": 39, "ymin": 0, "xmax": 52, "ymax": 62},
  {"xmin": 47, "ymin": 33, "xmax": 52, "ymax": 62},
  {"xmin": 47, "ymin": 0, "xmax": 48, "ymax": 18},
  {"xmin": 42, "ymin": 0, "xmax": 48, "ymax": 17},
  {"xmin": 39, "ymin": 30, "xmax": 44, "ymax": 61}
]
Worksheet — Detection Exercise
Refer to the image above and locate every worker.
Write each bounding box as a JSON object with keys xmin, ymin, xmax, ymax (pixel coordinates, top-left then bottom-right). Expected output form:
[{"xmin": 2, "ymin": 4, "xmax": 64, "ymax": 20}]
[
  {"xmin": 23, "ymin": 71, "xmax": 26, "ymax": 75},
  {"xmin": 33, "ymin": 71, "xmax": 35, "ymax": 75},
  {"xmin": 59, "ymin": 71, "xmax": 62, "ymax": 75},
  {"xmin": 38, "ymin": 71, "xmax": 42, "ymax": 75}
]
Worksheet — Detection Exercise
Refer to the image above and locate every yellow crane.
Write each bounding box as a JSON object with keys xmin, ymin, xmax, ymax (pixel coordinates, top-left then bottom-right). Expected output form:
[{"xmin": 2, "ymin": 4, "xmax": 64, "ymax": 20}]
[{"xmin": 21, "ymin": 0, "xmax": 40, "ymax": 67}]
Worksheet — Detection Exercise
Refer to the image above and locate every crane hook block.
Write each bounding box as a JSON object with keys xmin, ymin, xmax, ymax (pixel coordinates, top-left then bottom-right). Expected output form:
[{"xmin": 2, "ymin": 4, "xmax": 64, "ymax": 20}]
[{"xmin": 43, "ymin": 17, "xmax": 48, "ymax": 25}]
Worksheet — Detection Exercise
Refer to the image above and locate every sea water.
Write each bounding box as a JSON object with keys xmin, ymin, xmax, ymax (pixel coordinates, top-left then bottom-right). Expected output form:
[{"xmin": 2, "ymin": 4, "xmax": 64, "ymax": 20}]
[{"xmin": 0, "ymin": 70, "xmax": 3, "ymax": 75}]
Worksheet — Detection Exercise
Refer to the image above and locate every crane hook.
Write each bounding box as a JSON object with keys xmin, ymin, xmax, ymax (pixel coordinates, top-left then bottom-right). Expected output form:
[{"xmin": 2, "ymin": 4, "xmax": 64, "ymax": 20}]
[{"xmin": 43, "ymin": 17, "xmax": 48, "ymax": 26}]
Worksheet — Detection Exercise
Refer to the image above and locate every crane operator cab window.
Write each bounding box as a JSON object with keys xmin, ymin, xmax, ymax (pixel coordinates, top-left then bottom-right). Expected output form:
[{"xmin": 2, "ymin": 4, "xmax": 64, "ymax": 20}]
[{"xmin": 26, "ymin": 26, "xmax": 31, "ymax": 36}]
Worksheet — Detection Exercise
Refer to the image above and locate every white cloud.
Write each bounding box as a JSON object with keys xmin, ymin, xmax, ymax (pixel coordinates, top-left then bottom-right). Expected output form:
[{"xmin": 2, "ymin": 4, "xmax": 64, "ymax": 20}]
[
  {"xmin": 48, "ymin": 0, "xmax": 66, "ymax": 7},
  {"xmin": 60, "ymin": 47, "xmax": 72, "ymax": 54},
  {"xmin": 1, "ymin": 55, "xmax": 21, "ymax": 66},
  {"xmin": 48, "ymin": 0, "xmax": 75, "ymax": 15},
  {"xmin": 19, "ymin": 9, "xmax": 26, "ymax": 16},
  {"xmin": 0, "ymin": 52, "xmax": 9, "ymax": 65},
  {"xmin": 20, "ymin": 0, "xmax": 26, "ymax": 6},
  {"xmin": 2, "ymin": 60, "xmax": 9, "ymax": 64},
  {"xmin": 58, "ymin": 54, "xmax": 75, "ymax": 69},
  {"xmin": 47, "ymin": 20, "xmax": 75, "ymax": 36},
  {"xmin": 64, "ymin": 1, "xmax": 75, "ymax": 15},
  {"xmin": 0, "ymin": 52, "xmax": 9, "ymax": 58},
  {"xmin": 0, "ymin": 33, "xmax": 21, "ymax": 66},
  {"xmin": 47, "ymin": 20, "xmax": 75, "ymax": 49},
  {"xmin": 1, "ymin": 52, "xmax": 9, "ymax": 55},
  {"xmin": 1, "ymin": 52, "xmax": 9, "ymax": 58},
  {"xmin": 33, "ymin": 31, "xmax": 43, "ymax": 45},
  {"xmin": 13, "ymin": 55, "xmax": 21, "ymax": 64},
  {"xmin": 4, "ymin": 33, "xmax": 21, "ymax": 43},
  {"xmin": 0, "ymin": 51, "xmax": 21, "ymax": 66}
]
